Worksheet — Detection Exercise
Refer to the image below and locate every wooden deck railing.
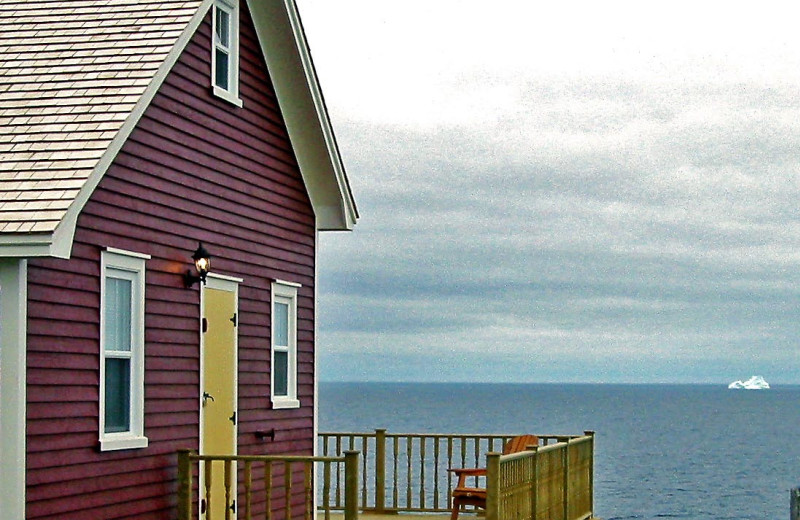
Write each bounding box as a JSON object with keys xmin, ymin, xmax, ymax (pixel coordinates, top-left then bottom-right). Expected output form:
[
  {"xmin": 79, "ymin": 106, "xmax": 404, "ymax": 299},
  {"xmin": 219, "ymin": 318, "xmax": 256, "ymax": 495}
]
[
  {"xmin": 176, "ymin": 449, "xmax": 360, "ymax": 520},
  {"xmin": 487, "ymin": 434, "xmax": 594, "ymax": 520},
  {"xmin": 318, "ymin": 430, "xmax": 594, "ymax": 519}
]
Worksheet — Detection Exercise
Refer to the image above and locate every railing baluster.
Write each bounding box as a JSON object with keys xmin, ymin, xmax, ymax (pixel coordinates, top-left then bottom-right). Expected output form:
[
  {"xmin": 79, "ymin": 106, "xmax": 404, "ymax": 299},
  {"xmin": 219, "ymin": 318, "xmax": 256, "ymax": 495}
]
[
  {"xmin": 224, "ymin": 460, "xmax": 232, "ymax": 520},
  {"xmin": 460, "ymin": 435, "xmax": 467, "ymax": 468},
  {"xmin": 323, "ymin": 461, "xmax": 332, "ymax": 520},
  {"xmin": 244, "ymin": 460, "xmax": 252, "ymax": 520},
  {"xmin": 265, "ymin": 461, "xmax": 272, "ymax": 520},
  {"xmin": 419, "ymin": 436, "xmax": 426, "ymax": 509},
  {"xmin": 335, "ymin": 436, "xmax": 343, "ymax": 508},
  {"xmin": 406, "ymin": 436, "xmax": 413, "ymax": 508},
  {"xmin": 205, "ymin": 460, "xmax": 213, "ymax": 520},
  {"xmin": 285, "ymin": 461, "xmax": 293, "ymax": 520},
  {"xmin": 433, "ymin": 437, "xmax": 440, "ymax": 510},
  {"xmin": 392, "ymin": 436, "xmax": 399, "ymax": 509},
  {"xmin": 447, "ymin": 436, "xmax": 454, "ymax": 509},
  {"xmin": 304, "ymin": 461, "xmax": 313, "ymax": 520},
  {"xmin": 360, "ymin": 435, "xmax": 369, "ymax": 508}
]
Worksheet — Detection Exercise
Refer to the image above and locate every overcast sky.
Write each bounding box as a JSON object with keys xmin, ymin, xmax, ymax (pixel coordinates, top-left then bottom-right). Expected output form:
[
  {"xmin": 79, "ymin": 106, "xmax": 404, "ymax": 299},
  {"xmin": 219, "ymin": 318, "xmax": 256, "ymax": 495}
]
[{"xmin": 296, "ymin": 0, "xmax": 800, "ymax": 384}]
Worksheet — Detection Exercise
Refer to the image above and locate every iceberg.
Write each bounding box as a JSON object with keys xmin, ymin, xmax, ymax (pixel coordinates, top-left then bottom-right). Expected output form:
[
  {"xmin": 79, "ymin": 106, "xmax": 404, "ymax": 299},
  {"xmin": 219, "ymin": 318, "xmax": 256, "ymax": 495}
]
[{"xmin": 728, "ymin": 375, "xmax": 770, "ymax": 390}]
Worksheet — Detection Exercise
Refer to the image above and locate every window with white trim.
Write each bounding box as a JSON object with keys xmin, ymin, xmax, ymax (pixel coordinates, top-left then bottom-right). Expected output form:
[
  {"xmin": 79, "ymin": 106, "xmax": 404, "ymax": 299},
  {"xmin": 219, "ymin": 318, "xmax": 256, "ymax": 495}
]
[
  {"xmin": 271, "ymin": 281, "xmax": 299, "ymax": 409},
  {"xmin": 211, "ymin": 0, "xmax": 242, "ymax": 107},
  {"xmin": 99, "ymin": 249, "xmax": 149, "ymax": 451}
]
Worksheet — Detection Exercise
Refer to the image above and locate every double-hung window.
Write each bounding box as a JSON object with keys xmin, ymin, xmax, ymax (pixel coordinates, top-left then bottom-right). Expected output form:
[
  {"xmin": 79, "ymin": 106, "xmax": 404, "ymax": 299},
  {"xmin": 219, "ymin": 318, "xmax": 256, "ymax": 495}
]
[
  {"xmin": 271, "ymin": 281, "xmax": 300, "ymax": 409},
  {"xmin": 212, "ymin": 0, "xmax": 242, "ymax": 106},
  {"xmin": 99, "ymin": 248, "xmax": 149, "ymax": 451}
]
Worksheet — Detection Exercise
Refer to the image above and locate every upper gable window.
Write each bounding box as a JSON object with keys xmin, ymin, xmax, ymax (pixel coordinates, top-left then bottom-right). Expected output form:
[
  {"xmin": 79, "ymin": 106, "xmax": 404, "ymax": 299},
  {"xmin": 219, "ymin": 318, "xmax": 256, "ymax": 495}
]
[{"xmin": 212, "ymin": 0, "xmax": 243, "ymax": 107}]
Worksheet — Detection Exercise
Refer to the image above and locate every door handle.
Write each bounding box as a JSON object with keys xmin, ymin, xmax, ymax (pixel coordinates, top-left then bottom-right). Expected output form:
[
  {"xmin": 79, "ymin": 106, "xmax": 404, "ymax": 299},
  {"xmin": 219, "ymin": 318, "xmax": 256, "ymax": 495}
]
[{"xmin": 202, "ymin": 392, "xmax": 215, "ymax": 405}]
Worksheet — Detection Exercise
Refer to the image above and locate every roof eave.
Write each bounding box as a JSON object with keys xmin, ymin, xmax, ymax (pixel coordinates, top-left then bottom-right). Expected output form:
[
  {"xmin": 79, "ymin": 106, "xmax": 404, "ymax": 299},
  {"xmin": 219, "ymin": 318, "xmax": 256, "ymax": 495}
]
[{"xmin": 247, "ymin": 0, "xmax": 358, "ymax": 232}]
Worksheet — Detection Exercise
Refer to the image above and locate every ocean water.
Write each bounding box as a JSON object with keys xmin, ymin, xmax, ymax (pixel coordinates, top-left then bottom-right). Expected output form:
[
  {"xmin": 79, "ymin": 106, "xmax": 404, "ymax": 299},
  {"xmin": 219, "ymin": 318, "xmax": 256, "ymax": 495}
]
[{"xmin": 319, "ymin": 382, "xmax": 800, "ymax": 520}]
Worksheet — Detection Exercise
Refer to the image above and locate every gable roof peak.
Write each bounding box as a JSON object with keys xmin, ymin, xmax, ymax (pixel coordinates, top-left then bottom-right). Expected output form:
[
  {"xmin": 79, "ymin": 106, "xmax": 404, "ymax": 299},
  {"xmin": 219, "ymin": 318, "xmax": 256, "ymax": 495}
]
[{"xmin": 0, "ymin": 0, "xmax": 357, "ymax": 258}]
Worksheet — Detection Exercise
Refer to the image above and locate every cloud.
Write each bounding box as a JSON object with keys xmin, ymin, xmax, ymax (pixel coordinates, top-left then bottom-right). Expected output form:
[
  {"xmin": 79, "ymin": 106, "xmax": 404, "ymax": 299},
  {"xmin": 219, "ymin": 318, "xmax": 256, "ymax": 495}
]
[{"xmin": 300, "ymin": 0, "xmax": 800, "ymax": 383}]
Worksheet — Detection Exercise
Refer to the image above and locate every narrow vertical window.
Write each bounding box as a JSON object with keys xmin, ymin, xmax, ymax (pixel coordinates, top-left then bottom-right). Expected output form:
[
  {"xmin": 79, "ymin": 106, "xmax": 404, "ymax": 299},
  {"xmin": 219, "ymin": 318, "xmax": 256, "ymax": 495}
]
[
  {"xmin": 211, "ymin": 0, "xmax": 242, "ymax": 106},
  {"xmin": 271, "ymin": 281, "xmax": 300, "ymax": 409},
  {"xmin": 100, "ymin": 248, "xmax": 149, "ymax": 451},
  {"xmin": 104, "ymin": 277, "xmax": 132, "ymax": 433}
]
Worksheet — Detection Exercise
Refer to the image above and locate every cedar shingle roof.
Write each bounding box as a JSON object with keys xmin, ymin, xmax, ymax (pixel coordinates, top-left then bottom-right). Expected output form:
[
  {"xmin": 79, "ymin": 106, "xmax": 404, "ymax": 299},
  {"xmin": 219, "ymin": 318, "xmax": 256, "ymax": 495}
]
[{"xmin": 0, "ymin": 0, "xmax": 204, "ymax": 234}]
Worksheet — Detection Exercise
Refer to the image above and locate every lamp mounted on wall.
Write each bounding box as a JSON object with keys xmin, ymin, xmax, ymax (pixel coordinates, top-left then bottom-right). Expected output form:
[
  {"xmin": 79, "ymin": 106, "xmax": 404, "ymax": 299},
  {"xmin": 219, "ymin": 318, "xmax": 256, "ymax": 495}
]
[{"xmin": 184, "ymin": 242, "xmax": 211, "ymax": 288}]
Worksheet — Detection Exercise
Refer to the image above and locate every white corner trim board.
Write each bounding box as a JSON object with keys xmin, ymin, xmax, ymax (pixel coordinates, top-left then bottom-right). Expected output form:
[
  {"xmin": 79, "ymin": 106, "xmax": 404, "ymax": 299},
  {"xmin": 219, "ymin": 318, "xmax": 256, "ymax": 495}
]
[{"xmin": 0, "ymin": 259, "xmax": 27, "ymax": 520}]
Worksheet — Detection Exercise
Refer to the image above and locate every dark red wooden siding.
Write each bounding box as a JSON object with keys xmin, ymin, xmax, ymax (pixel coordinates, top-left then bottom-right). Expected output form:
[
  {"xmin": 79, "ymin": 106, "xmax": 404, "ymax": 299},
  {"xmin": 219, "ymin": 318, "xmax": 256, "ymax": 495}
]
[{"xmin": 26, "ymin": 5, "xmax": 317, "ymax": 519}]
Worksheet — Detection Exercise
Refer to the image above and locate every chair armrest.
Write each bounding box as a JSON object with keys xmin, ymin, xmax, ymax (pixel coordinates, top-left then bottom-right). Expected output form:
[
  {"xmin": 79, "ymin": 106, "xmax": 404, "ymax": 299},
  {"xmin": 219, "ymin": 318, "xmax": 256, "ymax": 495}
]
[
  {"xmin": 448, "ymin": 467, "xmax": 487, "ymax": 488},
  {"xmin": 447, "ymin": 468, "xmax": 487, "ymax": 476}
]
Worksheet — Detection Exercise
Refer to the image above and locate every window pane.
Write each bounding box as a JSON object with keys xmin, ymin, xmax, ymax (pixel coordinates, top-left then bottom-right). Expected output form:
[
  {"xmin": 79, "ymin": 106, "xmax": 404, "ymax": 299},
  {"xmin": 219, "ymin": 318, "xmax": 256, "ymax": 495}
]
[
  {"xmin": 105, "ymin": 358, "xmax": 131, "ymax": 433},
  {"xmin": 274, "ymin": 351, "xmax": 288, "ymax": 396},
  {"xmin": 215, "ymin": 7, "xmax": 230, "ymax": 46},
  {"xmin": 106, "ymin": 277, "xmax": 131, "ymax": 352},
  {"xmin": 274, "ymin": 302, "xmax": 289, "ymax": 346},
  {"xmin": 215, "ymin": 48, "xmax": 229, "ymax": 90}
]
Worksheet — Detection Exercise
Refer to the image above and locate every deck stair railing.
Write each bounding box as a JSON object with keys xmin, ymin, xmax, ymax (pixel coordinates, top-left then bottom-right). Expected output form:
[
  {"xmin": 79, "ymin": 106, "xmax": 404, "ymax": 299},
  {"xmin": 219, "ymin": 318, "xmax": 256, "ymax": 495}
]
[
  {"xmin": 176, "ymin": 449, "xmax": 360, "ymax": 520},
  {"xmin": 318, "ymin": 429, "xmax": 594, "ymax": 519}
]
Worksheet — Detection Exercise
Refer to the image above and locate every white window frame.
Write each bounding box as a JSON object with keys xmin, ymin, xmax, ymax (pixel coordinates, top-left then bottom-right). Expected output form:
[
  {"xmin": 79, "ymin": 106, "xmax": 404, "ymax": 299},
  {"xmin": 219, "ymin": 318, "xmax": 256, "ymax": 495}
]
[
  {"xmin": 271, "ymin": 280, "xmax": 300, "ymax": 409},
  {"xmin": 99, "ymin": 248, "xmax": 150, "ymax": 451},
  {"xmin": 211, "ymin": 0, "xmax": 243, "ymax": 107}
]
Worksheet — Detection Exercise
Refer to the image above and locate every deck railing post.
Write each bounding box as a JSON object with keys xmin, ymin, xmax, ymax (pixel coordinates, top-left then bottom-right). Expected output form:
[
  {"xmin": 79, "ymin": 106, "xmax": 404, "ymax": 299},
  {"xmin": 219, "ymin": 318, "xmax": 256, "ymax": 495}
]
[
  {"xmin": 375, "ymin": 428, "xmax": 387, "ymax": 512},
  {"xmin": 344, "ymin": 450, "xmax": 360, "ymax": 520},
  {"xmin": 485, "ymin": 452, "xmax": 501, "ymax": 520},
  {"xmin": 562, "ymin": 440, "xmax": 570, "ymax": 520},
  {"xmin": 530, "ymin": 445, "xmax": 539, "ymax": 520},
  {"xmin": 585, "ymin": 431, "xmax": 595, "ymax": 518},
  {"xmin": 177, "ymin": 449, "xmax": 193, "ymax": 520}
]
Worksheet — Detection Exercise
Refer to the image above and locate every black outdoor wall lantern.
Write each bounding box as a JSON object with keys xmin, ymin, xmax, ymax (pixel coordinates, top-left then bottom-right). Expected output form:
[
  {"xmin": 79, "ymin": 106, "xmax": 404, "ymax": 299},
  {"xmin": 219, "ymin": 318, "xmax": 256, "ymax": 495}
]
[{"xmin": 184, "ymin": 242, "xmax": 211, "ymax": 287}]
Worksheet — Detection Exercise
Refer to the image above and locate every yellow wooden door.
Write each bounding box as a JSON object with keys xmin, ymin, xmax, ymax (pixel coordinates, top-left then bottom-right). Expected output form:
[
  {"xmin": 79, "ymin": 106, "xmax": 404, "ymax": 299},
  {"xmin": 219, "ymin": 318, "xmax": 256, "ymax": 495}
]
[{"xmin": 202, "ymin": 284, "xmax": 237, "ymax": 519}]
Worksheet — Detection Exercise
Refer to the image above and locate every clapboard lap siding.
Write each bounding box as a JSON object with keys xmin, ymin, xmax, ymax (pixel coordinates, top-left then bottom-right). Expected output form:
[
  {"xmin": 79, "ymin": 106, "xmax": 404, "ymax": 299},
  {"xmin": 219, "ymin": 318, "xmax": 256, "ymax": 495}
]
[
  {"xmin": 29, "ymin": 495, "xmax": 175, "ymax": 520},
  {"xmin": 27, "ymin": 466, "xmax": 177, "ymax": 505},
  {"xmin": 79, "ymin": 200, "xmax": 315, "ymax": 267},
  {"xmin": 129, "ymin": 115, "xmax": 307, "ymax": 197},
  {"xmin": 97, "ymin": 163, "xmax": 317, "ymax": 242},
  {"xmin": 140, "ymin": 99, "xmax": 303, "ymax": 177},
  {"xmin": 26, "ymin": 5, "xmax": 317, "ymax": 519}
]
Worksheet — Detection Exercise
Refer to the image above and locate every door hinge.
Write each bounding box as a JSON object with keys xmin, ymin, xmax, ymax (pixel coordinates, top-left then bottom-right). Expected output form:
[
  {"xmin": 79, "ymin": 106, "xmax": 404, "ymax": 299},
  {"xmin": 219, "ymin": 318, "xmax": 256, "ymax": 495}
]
[
  {"xmin": 230, "ymin": 500, "xmax": 236, "ymax": 513},
  {"xmin": 229, "ymin": 411, "xmax": 237, "ymax": 425},
  {"xmin": 202, "ymin": 317, "xmax": 208, "ymax": 333},
  {"xmin": 230, "ymin": 312, "xmax": 237, "ymax": 326}
]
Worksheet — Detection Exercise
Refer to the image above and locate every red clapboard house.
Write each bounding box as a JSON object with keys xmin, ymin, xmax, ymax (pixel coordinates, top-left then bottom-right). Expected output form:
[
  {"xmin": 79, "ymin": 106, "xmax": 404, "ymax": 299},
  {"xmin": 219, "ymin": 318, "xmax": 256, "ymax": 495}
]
[{"xmin": 0, "ymin": 1, "xmax": 357, "ymax": 518}]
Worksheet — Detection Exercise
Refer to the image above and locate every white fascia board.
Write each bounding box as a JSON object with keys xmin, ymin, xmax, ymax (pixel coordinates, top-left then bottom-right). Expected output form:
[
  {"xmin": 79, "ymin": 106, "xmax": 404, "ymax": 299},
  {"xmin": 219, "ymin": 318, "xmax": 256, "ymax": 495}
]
[
  {"xmin": 0, "ymin": 259, "xmax": 27, "ymax": 520},
  {"xmin": 247, "ymin": 0, "xmax": 358, "ymax": 232},
  {"xmin": 0, "ymin": 231, "xmax": 67, "ymax": 259},
  {"xmin": 312, "ymin": 229, "xmax": 319, "ymax": 511}
]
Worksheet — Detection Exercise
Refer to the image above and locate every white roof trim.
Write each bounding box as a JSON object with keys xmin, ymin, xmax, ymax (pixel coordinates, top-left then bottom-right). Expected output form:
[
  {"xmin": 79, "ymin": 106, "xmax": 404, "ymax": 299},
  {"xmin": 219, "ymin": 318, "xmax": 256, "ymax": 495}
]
[{"xmin": 247, "ymin": 0, "xmax": 358, "ymax": 231}]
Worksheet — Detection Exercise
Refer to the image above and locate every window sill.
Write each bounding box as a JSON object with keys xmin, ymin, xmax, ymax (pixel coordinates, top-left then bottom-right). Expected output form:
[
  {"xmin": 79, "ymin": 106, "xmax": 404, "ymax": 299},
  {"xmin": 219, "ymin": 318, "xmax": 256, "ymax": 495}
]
[
  {"xmin": 213, "ymin": 86, "xmax": 243, "ymax": 107},
  {"xmin": 271, "ymin": 398, "xmax": 300, "ymax": 410},
  {"xmin": 99, "ymin": 434, "xmax": 149, "ymax": 452}
]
